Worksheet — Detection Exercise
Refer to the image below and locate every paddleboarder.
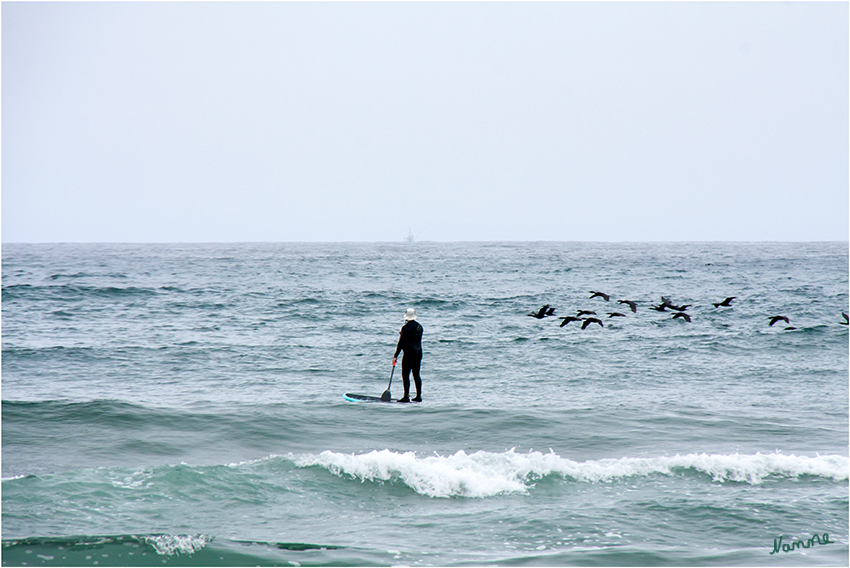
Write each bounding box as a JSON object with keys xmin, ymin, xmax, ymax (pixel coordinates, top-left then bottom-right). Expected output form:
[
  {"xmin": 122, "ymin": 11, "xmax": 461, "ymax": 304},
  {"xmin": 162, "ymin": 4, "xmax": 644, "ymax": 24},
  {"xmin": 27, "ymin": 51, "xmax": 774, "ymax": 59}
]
[{"xmin": 393, "ymin": 308, "xmax": 424, "ymax": 402}]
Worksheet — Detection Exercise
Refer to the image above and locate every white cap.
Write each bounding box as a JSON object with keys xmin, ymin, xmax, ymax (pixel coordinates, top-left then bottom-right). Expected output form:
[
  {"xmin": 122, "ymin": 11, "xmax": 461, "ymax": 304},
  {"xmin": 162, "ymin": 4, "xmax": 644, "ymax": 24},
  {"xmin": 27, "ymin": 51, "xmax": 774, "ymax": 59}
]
[{"xmin": 404, "ymin": 308, "xmax": 417, "ymax": 321}]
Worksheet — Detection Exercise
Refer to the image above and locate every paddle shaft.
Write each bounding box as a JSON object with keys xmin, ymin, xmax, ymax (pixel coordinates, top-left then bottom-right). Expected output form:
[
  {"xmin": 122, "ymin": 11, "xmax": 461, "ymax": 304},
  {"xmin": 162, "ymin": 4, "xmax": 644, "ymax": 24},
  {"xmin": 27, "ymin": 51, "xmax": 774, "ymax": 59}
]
[{"xmin": 381, "ymin": 360, "xmax": 396, "ymax": 401}]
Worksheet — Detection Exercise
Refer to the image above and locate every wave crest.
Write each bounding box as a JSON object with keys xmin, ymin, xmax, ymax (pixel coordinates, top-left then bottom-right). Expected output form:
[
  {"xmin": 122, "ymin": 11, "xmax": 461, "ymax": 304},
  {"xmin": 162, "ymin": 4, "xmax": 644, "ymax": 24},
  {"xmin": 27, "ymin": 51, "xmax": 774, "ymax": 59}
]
[
  {"xmin": 293, "ymin": 449, "xmax": 849, "ymax": 498},
  {"xmin": 143, "ymin": 534, "xmax": 213, "ymax": 556}
]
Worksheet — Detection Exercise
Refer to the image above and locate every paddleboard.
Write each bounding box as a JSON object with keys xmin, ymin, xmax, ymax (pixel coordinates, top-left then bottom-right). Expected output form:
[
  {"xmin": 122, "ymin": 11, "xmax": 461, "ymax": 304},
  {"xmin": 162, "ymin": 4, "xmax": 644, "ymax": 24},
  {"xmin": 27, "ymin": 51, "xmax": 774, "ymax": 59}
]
[{"xmin": 343, "ymin": 393, "xmax": 419, "ymax": 403}]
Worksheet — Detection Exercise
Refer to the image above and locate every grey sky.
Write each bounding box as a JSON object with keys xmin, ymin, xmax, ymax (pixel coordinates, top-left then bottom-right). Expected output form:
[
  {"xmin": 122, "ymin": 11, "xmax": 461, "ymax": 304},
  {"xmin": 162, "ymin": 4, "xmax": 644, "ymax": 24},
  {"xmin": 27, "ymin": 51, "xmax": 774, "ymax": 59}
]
[{"xmin": 3, "ymin": 1, "xmax": 848, "ymax": 243}]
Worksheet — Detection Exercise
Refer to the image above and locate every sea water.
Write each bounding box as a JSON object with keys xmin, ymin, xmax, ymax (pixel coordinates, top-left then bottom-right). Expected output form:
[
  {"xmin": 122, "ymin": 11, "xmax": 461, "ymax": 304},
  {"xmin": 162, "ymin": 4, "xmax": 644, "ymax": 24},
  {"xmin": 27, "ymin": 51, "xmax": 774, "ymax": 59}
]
[{"xmin": 2, "ymin": 242, "xmax": 848, "ymax": 566}]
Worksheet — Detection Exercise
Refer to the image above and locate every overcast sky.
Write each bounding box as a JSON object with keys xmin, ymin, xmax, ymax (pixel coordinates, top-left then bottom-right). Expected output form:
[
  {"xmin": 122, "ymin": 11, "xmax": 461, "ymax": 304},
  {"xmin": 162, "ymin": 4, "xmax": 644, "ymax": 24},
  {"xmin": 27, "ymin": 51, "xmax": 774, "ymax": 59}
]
[{"xmin": 3, "ymin": 1, "xmax": 848, "ymax": 243}]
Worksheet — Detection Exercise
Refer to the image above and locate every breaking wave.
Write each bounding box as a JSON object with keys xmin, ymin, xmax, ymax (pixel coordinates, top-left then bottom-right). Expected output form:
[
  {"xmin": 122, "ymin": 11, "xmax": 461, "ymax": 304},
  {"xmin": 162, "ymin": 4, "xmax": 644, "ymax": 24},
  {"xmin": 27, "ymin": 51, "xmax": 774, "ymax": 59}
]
[{"xmin": 293, "ymin": 449, "xmax": 849, "ymax": 498}]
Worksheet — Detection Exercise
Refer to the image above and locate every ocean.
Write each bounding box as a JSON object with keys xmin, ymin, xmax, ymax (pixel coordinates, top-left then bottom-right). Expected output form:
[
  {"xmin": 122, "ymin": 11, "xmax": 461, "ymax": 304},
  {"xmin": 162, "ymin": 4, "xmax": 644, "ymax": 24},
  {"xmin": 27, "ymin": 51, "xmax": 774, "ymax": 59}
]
[{"xmin": 2, "ymin": 241, "xmax": 848, "ymax": 567}]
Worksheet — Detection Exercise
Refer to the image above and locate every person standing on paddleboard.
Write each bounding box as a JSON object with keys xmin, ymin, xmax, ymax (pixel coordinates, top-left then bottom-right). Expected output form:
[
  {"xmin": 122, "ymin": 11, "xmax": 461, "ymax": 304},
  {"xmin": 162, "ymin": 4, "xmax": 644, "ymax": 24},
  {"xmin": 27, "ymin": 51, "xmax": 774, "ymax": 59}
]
[{"xmin": 393, "ymin": 308, "xmax": 423, "ymax": 403}]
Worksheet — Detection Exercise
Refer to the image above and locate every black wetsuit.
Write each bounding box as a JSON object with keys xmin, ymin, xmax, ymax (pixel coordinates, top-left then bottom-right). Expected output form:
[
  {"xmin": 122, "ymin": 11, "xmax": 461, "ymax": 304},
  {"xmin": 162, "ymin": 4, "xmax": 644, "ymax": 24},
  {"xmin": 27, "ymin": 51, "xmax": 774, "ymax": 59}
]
[{"xmin": 394, "ymin": 320, "xmax": 423, "ymax": 400}]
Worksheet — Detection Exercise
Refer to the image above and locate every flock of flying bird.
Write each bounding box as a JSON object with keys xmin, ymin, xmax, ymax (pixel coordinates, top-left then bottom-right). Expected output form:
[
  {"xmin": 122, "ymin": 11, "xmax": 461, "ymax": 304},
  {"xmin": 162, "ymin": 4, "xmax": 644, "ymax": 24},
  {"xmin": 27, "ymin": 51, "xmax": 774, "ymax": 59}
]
[{"xmin": 526, "ymin": 291, "xmax": 850, "ymax": 330}]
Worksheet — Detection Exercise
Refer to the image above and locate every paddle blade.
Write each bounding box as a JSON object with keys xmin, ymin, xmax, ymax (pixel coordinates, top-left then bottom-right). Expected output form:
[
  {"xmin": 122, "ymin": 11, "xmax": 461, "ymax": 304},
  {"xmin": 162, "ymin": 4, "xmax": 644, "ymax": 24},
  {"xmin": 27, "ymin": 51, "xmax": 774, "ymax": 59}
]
[{"xmin": 380, "ymin": 390, "xmax": 391, "ymax": 402}]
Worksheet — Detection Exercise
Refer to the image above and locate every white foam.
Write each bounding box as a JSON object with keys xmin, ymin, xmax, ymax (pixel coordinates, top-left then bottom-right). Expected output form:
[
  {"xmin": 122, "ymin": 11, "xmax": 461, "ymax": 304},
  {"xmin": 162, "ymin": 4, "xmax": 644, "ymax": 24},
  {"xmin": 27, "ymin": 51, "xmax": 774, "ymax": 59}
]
[
  {"xmin": 1, "ymin": 474, "xmax": 29, "ymax": 482},
  {"xmin": 293, "ymin": 449, "xmax": 848, "ymax": 498},
  {"xmin": 294, "ymin": 449, "xmax": 528, "ymax": 497},
  {"xmin": 143, "ymin": 534, "xmax": 212, "ymax": 556}
]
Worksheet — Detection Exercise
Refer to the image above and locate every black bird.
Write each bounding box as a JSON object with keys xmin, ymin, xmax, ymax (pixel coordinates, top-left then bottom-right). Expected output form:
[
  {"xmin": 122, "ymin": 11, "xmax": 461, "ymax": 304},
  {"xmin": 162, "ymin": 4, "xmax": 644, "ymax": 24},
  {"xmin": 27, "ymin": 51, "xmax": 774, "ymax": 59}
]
[
  {"xmin": 576, "ymin": 310, "xmax": 597, "ymax": 317},
  {"xmin": 650, "ymin": 304, "xmax": 668, "ymax": 312},
  {"xmin": 528, "ymin": 305, "xmax": 550, "ymax": 319},
  {"xmin": 608, "ymin": 312, "xmax": 626, "ymax": 318},
  {"xmin": 769, "ymin": 316, "xmax": 790, "ymax": 327},
  {"xmin": 545, "ymin": 307, "xmax": 556, "ymax": 316},
  {"xmin": 713, "ymin": 297, "xmax": 736, "ymax": 308},
  {"xmin": 589, "ymin": 291, "xmax": 610, "ymax": 301},
  {"xmin": 618, "ymin": 300, "xmax": 637, "ymax": 313},
  {"xmin": 559, "ymin": 316, "xmax": 582, "ymax": 327},
  {"xmin": 660, "ymin": 297, "xmax": 689, "ymax": 311},
  {"xmin": 581, "ymin": 317, "xmax": 604, "ymax": 329},
  {"xmin": 841, "ymin": 312, "xmax": 848, "ymax": 325},
  {"xmin": 672, "ymin": 312, "xmax": 691, "ymax": 323}
]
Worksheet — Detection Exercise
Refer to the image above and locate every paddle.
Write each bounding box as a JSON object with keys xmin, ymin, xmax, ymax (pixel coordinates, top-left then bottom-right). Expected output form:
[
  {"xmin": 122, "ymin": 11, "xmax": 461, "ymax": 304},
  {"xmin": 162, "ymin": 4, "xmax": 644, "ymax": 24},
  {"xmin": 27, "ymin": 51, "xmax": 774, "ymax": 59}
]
[{"xmin": 381, "ymin": 360, "xmax": 396, "ymax": 402}]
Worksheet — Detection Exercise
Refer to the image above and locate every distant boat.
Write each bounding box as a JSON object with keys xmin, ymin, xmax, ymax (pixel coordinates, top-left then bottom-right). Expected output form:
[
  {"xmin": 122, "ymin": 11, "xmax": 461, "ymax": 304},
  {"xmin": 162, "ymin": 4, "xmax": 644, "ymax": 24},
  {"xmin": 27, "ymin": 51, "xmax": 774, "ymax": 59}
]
[{"xmin": 406, "ymin": 229, "xmax": 415, "ymax": 243}]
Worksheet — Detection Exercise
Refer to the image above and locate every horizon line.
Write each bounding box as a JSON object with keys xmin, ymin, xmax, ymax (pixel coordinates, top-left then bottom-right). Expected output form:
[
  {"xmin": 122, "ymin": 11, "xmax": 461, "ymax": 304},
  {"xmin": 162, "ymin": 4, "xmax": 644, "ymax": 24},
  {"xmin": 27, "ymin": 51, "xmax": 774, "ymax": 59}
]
[{"xmin": 3, "ymin": 239, "xmax": 849, "ymax": 246}]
